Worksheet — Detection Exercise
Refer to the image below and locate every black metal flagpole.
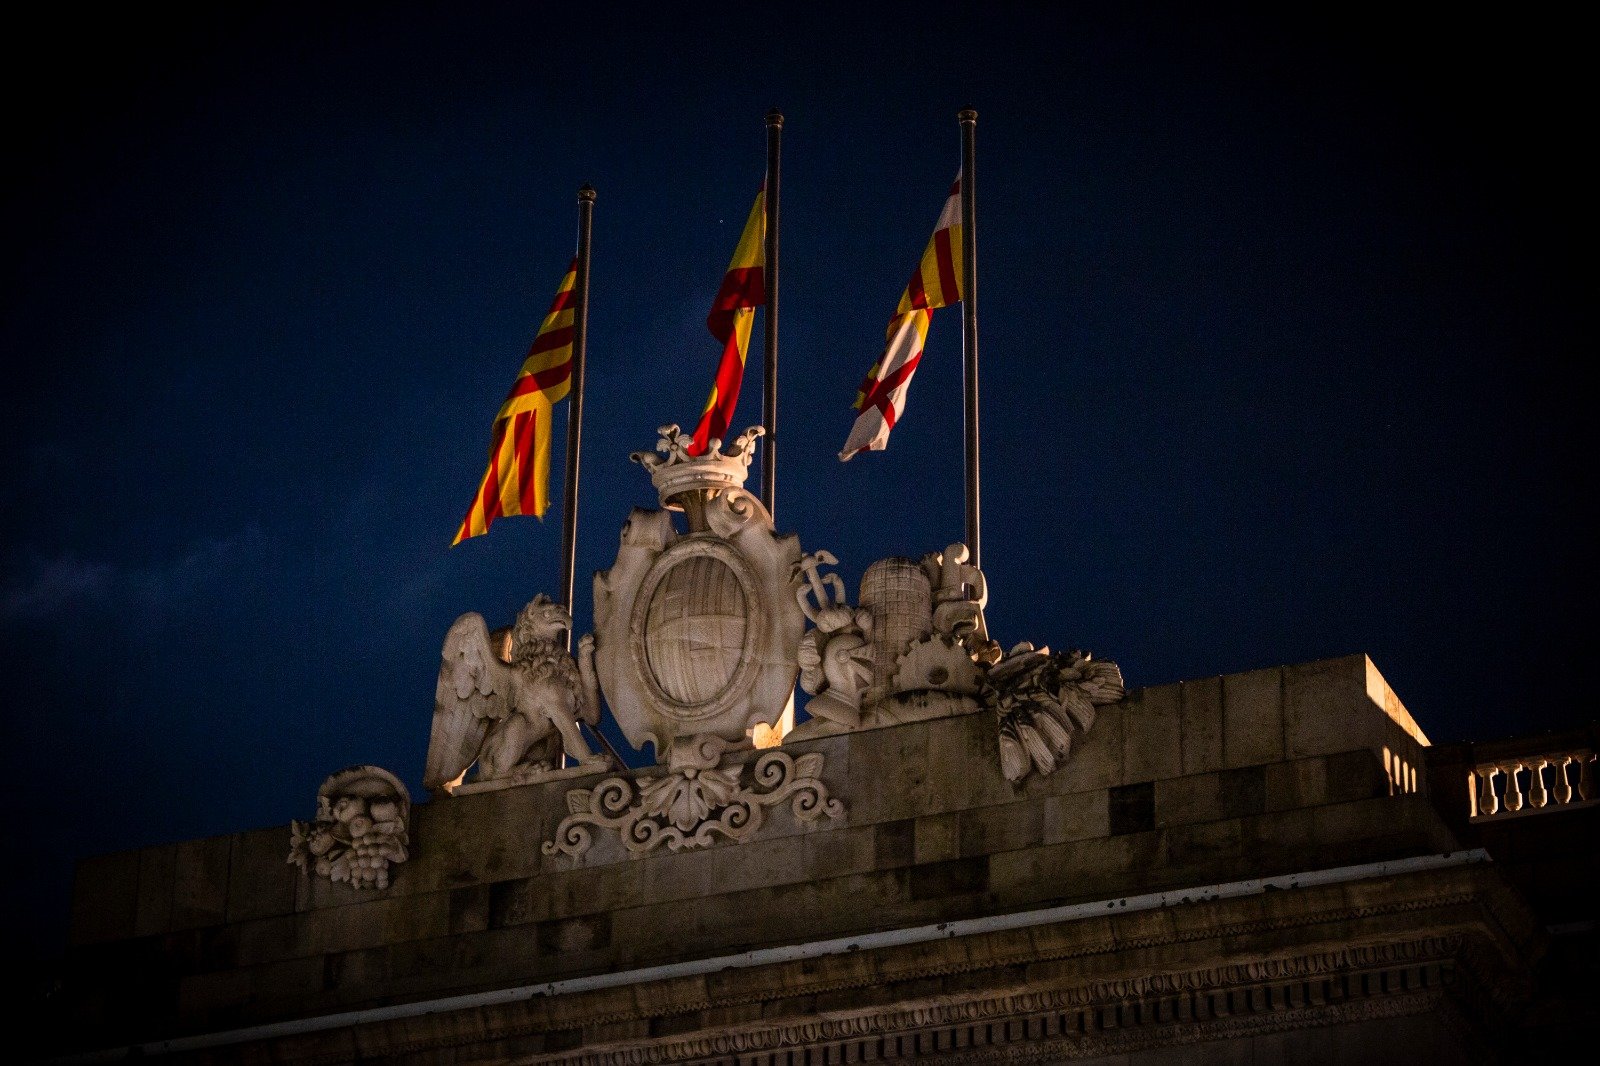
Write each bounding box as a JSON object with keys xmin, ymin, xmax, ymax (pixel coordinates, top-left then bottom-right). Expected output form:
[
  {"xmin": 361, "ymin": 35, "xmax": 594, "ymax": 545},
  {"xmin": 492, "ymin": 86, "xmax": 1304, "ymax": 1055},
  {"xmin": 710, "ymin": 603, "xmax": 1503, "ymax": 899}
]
[
  {"xmin": 958, "ymin": 109, "xmax": 981, "ymax": 569},
  {"xmin": 560, "ymin": 184, "xmax": 595, "ymax": 637},
  {"xmin": 559, "ymin": 185, "xmax": 624, "ymax": 768},
  {"xmin": 763, "ymin": 109, "xmax": 783, "ymax": 520}
]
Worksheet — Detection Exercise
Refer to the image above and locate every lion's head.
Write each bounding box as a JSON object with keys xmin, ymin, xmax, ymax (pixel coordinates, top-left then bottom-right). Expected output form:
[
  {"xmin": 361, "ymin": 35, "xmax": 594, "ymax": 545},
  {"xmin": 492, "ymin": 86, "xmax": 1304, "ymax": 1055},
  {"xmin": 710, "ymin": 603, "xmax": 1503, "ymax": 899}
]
[
  {"xmin": 509, "ymin": 595, "xmax": 579, "ymax": 685},
  {"xmin": 512, "ymin": 594, "xmax": 572, "ymax": 646}
]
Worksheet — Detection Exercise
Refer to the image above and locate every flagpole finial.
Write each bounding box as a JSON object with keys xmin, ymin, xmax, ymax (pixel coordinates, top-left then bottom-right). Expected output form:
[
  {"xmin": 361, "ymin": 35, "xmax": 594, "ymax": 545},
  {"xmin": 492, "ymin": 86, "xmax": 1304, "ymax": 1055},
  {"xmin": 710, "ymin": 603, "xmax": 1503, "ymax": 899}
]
[
  {"xmin": 958, "ymin": 108, "xmax": 978, "ymax": 124},
  {"xmin": 578, "ymin": 184, "xmax": 596, "ymax": 203},
  {"xmin": 766, "ymin": 108, "xmax": 784, "ymax": 128}
]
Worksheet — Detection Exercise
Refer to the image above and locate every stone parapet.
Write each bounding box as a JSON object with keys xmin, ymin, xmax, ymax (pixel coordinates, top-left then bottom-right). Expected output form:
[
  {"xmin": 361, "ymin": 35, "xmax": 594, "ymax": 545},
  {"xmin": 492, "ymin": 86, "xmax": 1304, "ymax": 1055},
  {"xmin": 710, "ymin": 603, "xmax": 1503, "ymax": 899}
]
[{"xmin": 54, "ymin": 655, "xmax": 1480, "ymax": 1061}]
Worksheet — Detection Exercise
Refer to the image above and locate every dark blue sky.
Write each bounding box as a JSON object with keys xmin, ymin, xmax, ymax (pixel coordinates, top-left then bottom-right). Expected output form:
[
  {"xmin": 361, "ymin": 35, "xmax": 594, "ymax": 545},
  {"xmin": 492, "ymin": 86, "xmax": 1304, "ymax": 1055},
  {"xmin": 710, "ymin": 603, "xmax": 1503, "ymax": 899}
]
[{"xmin": 1, "ymin": 3, "xmax": 1587, "ymax": 963}]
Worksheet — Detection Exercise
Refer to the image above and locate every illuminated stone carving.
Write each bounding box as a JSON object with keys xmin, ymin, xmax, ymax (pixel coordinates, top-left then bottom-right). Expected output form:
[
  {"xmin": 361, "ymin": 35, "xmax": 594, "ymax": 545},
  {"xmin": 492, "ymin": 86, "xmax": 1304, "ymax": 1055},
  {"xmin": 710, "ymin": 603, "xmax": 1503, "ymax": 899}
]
[
  {"xmin": 543, "ymin": 735, "xmax": 843, "ymax": 860},
  {"xmin": 795, "ymin": 550, "xmax": 874, "ymax": 729},
  {"xmin": 591, "ymin": 425, "xmax": 805, "ymax": 756},
  {"xmin": 789, "ymin": 541, "xmax": 1001, "ymax": 738},
  {"xmin": 424, "ymin": 595, "xmax": 608, "ymax": 794},
  {"xmin": 287, "ymin": 765, "xmax": 410, "ymax": 890},
  {"xmin": 989, "ymin": 644, "xmax": 1125, "ymax": 783}
]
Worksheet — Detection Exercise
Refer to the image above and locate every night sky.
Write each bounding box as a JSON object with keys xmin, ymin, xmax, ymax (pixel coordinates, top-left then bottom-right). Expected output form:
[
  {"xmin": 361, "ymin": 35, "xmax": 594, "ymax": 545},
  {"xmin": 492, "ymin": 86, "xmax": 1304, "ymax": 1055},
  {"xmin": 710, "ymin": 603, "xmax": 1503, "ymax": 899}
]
[{"xmin": 2, "ymin": 4, "xmax": 1588, "ymax": 965}]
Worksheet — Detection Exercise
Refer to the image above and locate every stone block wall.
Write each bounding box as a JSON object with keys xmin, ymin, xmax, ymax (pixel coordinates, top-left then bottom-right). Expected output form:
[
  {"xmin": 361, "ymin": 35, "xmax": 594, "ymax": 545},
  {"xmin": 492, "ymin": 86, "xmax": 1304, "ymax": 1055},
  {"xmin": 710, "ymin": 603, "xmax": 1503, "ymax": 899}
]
[{"xmin": 60, "ymin": 653, "xmax": 1449, "ymax": 1052}]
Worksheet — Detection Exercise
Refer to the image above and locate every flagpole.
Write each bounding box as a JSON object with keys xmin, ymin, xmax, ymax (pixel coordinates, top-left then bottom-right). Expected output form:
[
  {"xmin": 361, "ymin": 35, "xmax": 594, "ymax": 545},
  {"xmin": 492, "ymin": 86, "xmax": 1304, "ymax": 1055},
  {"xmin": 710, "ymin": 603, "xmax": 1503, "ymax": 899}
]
[
  {"xmin": 762, "ymin": 108, "xmax": 783, "ymax": 520},
  {"xmin": 560, "ymin": 184, "xmax": 595, "ymax": 637},
  {"xmin": 958, "ymin": 108, "xmax": 981, "ymax": 569},
  {"xmin": 560, "ymin": 185, "xmax": 624, "ymax": 769}
]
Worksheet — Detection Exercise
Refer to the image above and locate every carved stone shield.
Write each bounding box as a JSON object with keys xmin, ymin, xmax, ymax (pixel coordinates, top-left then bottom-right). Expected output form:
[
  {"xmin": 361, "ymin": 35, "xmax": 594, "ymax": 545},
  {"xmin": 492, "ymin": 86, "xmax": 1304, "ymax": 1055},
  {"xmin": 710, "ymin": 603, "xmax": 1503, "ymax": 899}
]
[{"xmin": 639, "ymin": 546, "xmax": 752, "ymax": 709}]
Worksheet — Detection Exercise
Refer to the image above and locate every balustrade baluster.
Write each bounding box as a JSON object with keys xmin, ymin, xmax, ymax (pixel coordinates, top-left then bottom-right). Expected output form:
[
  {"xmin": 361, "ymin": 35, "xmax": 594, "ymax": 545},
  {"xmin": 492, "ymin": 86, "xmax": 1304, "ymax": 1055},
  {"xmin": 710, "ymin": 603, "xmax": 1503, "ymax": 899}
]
[
  {"xmin": 1469, "ymin": 750, "xmax": 1599, "ymax": 819},
  {"xmin": 1555, "ymin": 756, "xmax": 1574, "ymax": 805},
  {"xmin": 1504, "ymin": 762, "xmax": 1525, "ymax": 812},
  {"xmin": 1475, "ymin": 767, "xmax": 1499, "ymax": 816},
  {"xmin": 1529, "ymin": 758, "xmax": 1550, "ymax": 808}
]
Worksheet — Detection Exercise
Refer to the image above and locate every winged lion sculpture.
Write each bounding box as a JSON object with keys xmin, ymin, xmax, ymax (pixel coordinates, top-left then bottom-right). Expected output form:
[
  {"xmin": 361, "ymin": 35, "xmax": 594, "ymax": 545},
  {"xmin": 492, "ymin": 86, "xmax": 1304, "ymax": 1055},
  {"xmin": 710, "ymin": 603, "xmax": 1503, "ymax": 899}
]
[{"xmin": 425, "ymin": 594, "xmax": 609, "ymax": 793}]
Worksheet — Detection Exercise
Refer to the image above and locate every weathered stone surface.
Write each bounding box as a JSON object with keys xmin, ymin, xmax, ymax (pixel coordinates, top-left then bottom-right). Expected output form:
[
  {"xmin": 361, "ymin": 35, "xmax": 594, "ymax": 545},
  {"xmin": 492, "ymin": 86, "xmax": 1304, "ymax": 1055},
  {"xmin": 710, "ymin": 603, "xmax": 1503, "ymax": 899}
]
[
  {"xmin": 1043, "ymin": 788, "xmax": 1110, "ymax": 844},
  {"xmin": 321, "ymin": 859, "xmax": 1502, "ymax": 1063},
  {"xmin": 171, "ymin": 834, "xmax": 232, "ymax": 931},
  {"xmin": 1153, "ymin": 766, "xmax": 1264, "ymax": 828},
  {"xmin": 913, "ymin": 811, "xmax": 960, "ymax": 864},
  {"xmin": 1109, "ymin": 780, "xmax": 1156, "ymax": 835},
  {"xmin": 1180, "ymin": 674, "xmax": 1224, "ymax": 774},
  {"xmin": 1221, "ymin": 666, "xmax": 1285, "ymax": 768},
  {"xmin": 59, "ymin": 656, "xmax": 1541, "ymax": 1066},
  {"xmin": 175, "ymin": 967, "xmax": 252, "ymax": 1018},
  {"xmin": 1122, "ymin": 681, "xmax": 1183, "ymax": 783},
  {"xmin": 226, "ymin": 826, "xmax": 295, "ymax": 923},
  {"xmin": 69, "ymin": 849, "xmax": 142, "ymax": 945},
  {"xmin": 133, "ymin": 844, "xmax": 176, "ymax": 938}
]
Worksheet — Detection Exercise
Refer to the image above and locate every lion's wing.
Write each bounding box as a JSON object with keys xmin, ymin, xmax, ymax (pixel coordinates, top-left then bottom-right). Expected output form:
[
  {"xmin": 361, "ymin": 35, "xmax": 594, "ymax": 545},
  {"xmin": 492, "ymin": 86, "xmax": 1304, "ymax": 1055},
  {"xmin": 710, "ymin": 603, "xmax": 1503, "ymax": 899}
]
[{"xmin": 425, "ymin": 612, "xmax": 510, "ymax": 791}]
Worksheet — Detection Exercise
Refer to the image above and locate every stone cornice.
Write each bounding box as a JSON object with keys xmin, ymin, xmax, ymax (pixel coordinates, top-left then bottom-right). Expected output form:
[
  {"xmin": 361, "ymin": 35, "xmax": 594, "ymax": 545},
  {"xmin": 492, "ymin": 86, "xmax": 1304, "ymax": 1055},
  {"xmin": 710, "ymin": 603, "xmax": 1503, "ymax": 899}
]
[
  {"xmin": 515, "ymin": 945, "xmax": 1471, "ymax": 1065},
  {"xmin": 307, "ymin": 866, "xmax": 1523, "ymax": 1065}
]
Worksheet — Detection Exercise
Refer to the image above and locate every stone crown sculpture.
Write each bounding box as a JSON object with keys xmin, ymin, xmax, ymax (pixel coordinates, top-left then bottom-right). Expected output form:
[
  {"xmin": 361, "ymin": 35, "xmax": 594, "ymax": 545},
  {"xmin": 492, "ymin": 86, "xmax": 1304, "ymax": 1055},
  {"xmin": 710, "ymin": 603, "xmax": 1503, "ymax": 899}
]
[{"xmin": 631, "ymin": 423, "xmax": 764, "ymax": 509}]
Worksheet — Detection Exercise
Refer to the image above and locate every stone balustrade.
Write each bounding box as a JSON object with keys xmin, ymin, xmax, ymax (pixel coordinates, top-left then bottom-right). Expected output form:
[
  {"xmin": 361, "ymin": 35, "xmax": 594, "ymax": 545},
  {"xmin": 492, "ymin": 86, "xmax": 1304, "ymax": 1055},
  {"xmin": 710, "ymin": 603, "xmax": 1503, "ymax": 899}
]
[{"xmin": 1469, "ymin": 748, "xmax": 1596, "ymax": 821}]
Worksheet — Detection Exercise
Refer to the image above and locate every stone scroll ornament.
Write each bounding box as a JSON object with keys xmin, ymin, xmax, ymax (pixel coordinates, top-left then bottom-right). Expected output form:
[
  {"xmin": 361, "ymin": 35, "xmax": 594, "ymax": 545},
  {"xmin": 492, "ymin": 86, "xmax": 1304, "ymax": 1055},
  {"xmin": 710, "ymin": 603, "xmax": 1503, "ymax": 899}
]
[
  {"xmin": 543, "ymin": 736, "xmax": 843, "ymax": 860},
  {"xmin": 987, "ymin": 645, "xmax": 1126, "ymax": 783},
  {"xmin": 288, "ymin": 766, "xmax": 410, "ymax": 890}
]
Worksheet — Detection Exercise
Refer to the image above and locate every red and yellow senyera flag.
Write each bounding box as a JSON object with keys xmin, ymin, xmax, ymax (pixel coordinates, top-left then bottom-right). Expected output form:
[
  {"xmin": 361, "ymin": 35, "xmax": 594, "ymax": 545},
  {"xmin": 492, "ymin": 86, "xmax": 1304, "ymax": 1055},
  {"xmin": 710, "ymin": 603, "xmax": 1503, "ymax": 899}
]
[
  {"xmin": 452, "ymin": 259, "xmax": 577, "ymax": 544},
  {"xmin": 689, "ymin": 187, "xmax": 767, "ymax": 455},
  {"xmin": 839, "ymin": 174, "xmax": 963, "ymax": 460}
]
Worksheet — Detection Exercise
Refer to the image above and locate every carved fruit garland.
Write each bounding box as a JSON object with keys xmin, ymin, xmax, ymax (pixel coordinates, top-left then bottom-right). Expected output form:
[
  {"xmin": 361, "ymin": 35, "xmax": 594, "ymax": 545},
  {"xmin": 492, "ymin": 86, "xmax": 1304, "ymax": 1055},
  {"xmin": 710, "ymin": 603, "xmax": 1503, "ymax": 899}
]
[
  {"xmin": 544, "ymin": 750, "xmax": 844, "ymax": 860},
  {"xmin": 288, "ymin": 765, "xmax": 411, "ymax": 890}
]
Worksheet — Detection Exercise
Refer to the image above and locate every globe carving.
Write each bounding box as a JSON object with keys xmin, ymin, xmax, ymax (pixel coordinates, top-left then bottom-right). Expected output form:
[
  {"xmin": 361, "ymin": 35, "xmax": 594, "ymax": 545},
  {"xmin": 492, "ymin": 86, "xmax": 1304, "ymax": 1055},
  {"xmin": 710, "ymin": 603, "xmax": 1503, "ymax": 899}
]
[{"xmin": 642, "ymin": 553, "xmax": 750, "ymax": 706}]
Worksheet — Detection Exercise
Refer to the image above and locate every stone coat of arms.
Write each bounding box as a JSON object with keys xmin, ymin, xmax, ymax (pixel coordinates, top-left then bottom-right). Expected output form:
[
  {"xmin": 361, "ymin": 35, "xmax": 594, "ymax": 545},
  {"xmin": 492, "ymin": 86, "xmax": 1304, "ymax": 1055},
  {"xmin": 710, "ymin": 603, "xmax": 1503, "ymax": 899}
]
[{"xmin": 591, "ymin": 425, "xmax": 805, "ymax": 758}]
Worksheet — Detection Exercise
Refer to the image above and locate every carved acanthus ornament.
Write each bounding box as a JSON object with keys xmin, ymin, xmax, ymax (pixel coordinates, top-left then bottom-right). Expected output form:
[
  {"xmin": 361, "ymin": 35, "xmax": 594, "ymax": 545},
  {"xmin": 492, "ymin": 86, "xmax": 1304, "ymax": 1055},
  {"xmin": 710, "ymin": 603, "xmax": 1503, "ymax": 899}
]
[
  {"xmin": 543, "ymin": 736, "xmax": 844, "ymax": 860},
  {"xmin": 287, "ymin": 765, "xmax": 410, "ymax": 890},
  {"xmin": 989, "ymin": 644, "xmax": 1125, "ymax": 783}
]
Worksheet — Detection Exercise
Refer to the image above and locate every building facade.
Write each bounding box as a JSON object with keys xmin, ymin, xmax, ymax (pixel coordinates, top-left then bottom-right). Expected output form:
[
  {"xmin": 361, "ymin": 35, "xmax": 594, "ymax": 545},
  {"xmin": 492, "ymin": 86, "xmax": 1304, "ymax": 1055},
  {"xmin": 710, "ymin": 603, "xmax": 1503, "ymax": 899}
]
[{"xmin": 47, "ymin": 654, "xmax": 1597, "ymax": 1063}]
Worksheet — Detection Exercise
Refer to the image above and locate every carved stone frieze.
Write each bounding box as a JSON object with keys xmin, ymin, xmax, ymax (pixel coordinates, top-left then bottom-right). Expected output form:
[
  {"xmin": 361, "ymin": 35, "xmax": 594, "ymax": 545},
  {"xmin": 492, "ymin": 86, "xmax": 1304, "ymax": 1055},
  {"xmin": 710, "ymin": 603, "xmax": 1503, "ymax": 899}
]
[
  {"xmin": 514, "ymin": 935, "xmax": 1482, "ymax": 1065},
  {"xmin": 287, "ymin": 765, "xmax": 410, "ymax": 890},
  {"xmin": 500, "ymin": 882, "xmax": 1504, "ymax": 1037},
  {"xmin": 543, "ymin": 738, "xmax": 844, "ymax": 860}
]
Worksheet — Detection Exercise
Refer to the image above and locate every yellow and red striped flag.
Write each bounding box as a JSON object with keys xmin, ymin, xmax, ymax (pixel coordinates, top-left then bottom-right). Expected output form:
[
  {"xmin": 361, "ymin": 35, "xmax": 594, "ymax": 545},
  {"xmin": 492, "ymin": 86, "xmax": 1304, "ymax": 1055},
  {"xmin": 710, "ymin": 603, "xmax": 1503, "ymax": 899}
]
[
  {"xmin": 689, "ymin": 187, "xmax": 766, "ymax": 455},
  {"xmin": 839, "ymin": 174, "xmax": 963, "ymax": 460},
  {"xmin": 451, "ymin": 259, "xmax": 577, "ymax": 544}
]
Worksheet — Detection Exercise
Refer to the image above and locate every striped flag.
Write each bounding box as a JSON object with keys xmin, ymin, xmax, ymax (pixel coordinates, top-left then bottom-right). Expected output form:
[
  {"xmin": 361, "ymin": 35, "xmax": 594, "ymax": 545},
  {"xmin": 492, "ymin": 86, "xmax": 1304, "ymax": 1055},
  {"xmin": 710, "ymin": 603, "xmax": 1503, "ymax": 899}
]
[
  {"xmin": 452, "ymin": 259, "xmax": 577, "ymax": 544},
  {"xmin": 839, "ymin": 174, "xmax": 963, "ymax": 460},
  {"xmin": 689, "ymin": 187, "xmax": 767, "ymax": 455}
]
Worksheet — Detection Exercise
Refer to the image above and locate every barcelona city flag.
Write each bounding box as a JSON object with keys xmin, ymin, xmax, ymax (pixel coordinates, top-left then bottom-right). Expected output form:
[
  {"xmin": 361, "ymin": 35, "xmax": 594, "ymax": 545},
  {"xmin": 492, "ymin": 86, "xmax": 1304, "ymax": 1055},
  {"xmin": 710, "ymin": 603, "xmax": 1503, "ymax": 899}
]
[
  {"xmin": 689, "ymin": 186, "xmax": 767, "ymax": 455},
  {"xmin": 839, "ymin": 174, "xmax": 963, "ymax": 460},
  {"xmin": 452, "ymin": 259, "xmax": 577, "ymax": 544}
]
